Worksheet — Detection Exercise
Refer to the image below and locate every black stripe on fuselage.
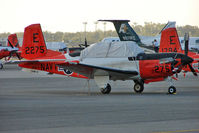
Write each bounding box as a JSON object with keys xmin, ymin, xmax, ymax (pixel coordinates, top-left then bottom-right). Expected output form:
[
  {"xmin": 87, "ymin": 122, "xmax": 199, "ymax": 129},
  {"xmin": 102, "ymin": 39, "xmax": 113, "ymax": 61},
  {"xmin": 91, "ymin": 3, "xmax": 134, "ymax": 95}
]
[{"xmin": 128, "ymin": 53, "xmax": 184, "ymax": 61}]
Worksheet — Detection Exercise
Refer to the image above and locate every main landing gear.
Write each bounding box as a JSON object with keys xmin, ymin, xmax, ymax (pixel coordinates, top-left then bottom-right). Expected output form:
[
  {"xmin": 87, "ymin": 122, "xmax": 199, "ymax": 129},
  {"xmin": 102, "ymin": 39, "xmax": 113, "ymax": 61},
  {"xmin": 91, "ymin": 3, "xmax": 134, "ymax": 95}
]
[
  {"xmin": 98, "ymin": 78, "xmax": 176, "ymax": 95},
  {"xmin": 100, "ymin": 83, "xmax": 111, "ymax": 94},
  {"xmin": 133, "ymin": 81, "xmax": 144, "ymax": 93}
]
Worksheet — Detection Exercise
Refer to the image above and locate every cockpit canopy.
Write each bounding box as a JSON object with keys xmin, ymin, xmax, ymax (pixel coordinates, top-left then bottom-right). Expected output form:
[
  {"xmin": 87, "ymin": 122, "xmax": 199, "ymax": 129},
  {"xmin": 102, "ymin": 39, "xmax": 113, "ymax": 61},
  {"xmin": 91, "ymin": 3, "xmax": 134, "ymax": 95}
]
[{"xmin": 80, "ymin": 41, "xmax": 144, "ymax": 59}]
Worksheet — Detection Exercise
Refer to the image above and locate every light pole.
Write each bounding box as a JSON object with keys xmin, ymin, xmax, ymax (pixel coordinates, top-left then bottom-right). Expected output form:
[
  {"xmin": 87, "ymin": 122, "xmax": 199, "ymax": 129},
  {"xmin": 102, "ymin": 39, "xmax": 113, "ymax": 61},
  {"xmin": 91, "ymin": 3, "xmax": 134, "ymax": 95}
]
[
  {"xmin": 94, "ymin": 21, "xmax": 98, "ymax": 31},
  {"xmin": 103, "ymin": 22, "xmax": 106, "ymax": 37},
  {"xmin": 83, "ymin": 22, "xmax": 87, "ymax": 39},
  {"xmin": 83, "ymin": 22, "xmax": 88, "ymax": 47}
]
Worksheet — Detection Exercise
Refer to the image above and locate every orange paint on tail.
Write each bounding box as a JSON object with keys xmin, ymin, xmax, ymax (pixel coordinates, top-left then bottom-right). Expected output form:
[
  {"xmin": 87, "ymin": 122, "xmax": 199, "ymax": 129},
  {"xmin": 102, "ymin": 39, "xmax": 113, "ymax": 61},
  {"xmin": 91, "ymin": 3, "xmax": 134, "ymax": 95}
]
[
  {"xmin": 7, "ymin": 34, "xmax": 20, "ymax": 48},
  {"xmin": 21, "ymin": 24, "xmax": 47, "ymax": 59},
  {"xmin": 159, "ymin": 28, "xmax": 182, "ymax": 53}
]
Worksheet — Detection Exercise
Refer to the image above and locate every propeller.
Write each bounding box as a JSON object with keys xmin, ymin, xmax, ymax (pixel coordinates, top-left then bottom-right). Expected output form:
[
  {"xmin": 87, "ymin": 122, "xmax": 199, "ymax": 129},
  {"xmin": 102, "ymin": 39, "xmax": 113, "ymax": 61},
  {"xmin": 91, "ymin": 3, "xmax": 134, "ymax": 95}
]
[
  {"xmin": 7, "ymin": 39, "xmax": 14, "ymax": 48},
  {"xmin": 7, "ymin": 39, "xmax": 21, "ymax": 60},
  {"xmin": 171, "ymin": 33, "xmax": 197, "ymax": 76},
  {"xmin": 79, "ymin": 38, "xmax": 89, "ymax": 48},
  {"xmin": 183, "ymin": 33, "xmax": 197, "ymax": 76}
]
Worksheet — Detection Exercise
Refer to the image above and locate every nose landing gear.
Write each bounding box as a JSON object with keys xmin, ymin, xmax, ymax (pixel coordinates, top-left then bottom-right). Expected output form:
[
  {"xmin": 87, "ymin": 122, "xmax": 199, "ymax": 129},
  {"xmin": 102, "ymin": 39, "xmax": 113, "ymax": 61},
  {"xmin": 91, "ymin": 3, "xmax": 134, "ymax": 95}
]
[
  {"xmin": 168, "ymin": 86, "xmax": 176, "ymax": 94},
  {"xmin": 167, "ymin": 77, "xmax": 177, "ymax": 94}
]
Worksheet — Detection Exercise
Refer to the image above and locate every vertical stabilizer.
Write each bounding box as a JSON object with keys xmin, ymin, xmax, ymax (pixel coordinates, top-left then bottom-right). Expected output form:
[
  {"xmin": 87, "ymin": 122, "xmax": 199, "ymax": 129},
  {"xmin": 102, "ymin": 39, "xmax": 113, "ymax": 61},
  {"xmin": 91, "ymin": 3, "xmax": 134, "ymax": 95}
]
[
  {"xmin": 98, "ymin": 20, "xmax": 141, "ymax": 43},
  {"xmin": 159, "ymin": 21, "xmax": 182, "ymax": 53},
  {"xmin": 21, "ymin": 24, "xmax": 47, "ymax": 59},
  {"xmin": 7, "ymin": 34, "xmax": 20, "ymax": 48}
]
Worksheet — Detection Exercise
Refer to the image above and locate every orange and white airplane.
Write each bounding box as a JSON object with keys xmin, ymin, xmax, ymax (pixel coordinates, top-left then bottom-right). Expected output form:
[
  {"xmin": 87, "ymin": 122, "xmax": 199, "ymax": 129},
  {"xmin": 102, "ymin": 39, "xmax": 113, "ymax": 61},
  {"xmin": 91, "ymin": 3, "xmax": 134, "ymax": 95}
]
[
  {"xmin": 0, "ymin": 34, "xmax": 21, "ymax": 69},
  {"xmin": 159, "ymin": 21, "xmax": 199, "ymax": 75},
  {"xmin": 9, "ymin": 23, "xmax": 196, "ymax": 94}
]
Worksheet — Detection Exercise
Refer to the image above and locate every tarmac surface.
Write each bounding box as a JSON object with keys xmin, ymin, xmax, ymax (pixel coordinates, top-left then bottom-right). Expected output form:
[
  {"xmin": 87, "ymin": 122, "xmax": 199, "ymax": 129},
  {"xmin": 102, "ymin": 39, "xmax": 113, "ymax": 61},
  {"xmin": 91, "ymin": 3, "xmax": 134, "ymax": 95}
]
[{"xmin": 0, "ymin": 64, "xmax": 199, "ymax": 133}]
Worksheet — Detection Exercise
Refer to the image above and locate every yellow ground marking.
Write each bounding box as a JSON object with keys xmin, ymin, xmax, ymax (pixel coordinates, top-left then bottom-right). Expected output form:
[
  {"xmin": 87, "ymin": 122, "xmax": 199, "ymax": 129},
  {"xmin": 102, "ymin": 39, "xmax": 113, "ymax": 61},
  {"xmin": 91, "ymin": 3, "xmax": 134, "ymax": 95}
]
[{"xmin": 153, "ymin": 129, "xmax": 199, "ymax": 133}]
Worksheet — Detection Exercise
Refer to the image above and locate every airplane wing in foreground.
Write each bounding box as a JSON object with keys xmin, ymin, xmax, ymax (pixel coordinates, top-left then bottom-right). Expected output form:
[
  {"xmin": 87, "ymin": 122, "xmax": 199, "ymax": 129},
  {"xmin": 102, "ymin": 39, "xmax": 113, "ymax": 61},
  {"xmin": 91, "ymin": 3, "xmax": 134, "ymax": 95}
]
[
  {"xmin": 57, "ymin": 62, "xmax": 138, "ymax": 80},
  {"xmin": 5, "ymin": 59, "xmax": 66, "ymax": 64}
]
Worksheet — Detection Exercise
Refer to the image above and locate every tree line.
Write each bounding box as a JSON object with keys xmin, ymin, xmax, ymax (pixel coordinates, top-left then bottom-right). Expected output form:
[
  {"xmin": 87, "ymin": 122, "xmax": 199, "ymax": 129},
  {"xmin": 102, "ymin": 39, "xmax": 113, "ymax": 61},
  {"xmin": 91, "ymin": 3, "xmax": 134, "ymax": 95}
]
[{"xmin": 1, "ymin": 22, "xmax": 199, "ymax": 46}]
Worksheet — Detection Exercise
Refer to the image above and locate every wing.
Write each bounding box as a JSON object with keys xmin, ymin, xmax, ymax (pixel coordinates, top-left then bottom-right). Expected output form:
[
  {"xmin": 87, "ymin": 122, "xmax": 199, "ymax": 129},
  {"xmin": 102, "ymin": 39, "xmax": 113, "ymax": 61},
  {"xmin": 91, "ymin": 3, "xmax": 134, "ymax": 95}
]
[
  {"xmin": 57, "ymin": 62, "xmax": 138, "ymax": 80},
  {"xmin": 5, "ymin": 59, "xmax": 66, "ymax": 64}
]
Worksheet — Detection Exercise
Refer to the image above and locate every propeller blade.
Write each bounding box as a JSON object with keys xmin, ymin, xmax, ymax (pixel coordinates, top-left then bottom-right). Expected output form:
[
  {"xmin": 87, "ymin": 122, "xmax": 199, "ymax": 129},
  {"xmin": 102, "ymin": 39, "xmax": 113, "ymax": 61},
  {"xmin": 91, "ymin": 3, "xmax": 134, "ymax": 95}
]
[
  {"xmin": 8, "ymin": 51, "xmax": 14, "ymax": 60},
  {"xmin": 15, "ymin": 42, "xmax": 19, "ymax": 48},
  {"xmin": 184, "ymin": 33, "xmax": 189, "ymax": 56},
  {"xmin": 7, "ymin": 39, "xmax": 14, "ymax": 48},
  {"xmin": 188, "ymin": 63, "xmax": 198, "ymax": 76},
  {"xmin": 16, "ymin": 53, "xmax": 21, "ymax": 60}
]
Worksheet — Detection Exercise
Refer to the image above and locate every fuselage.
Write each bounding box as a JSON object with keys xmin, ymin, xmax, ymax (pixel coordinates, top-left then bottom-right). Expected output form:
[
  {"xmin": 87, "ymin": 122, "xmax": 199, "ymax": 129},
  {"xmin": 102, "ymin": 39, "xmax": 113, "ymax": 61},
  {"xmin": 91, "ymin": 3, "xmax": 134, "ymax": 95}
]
[{"xmin": 79, "ymin": 52, "xmax": 190, "ymax": 83}]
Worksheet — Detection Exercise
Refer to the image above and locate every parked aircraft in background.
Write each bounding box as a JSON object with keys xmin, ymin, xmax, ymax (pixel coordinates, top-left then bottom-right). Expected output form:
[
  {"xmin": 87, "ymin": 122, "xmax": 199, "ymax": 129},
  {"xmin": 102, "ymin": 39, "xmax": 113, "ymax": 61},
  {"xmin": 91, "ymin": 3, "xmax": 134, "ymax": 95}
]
[
  {"xmin": 101, "ymin": 20, "xmax": 198, "ymax": 76},
  {"xmin": 159, "ymin": 21, "xmax": 199, "ymax": 75},
  {"xmin": 8, "ymin": 24, "xmax": 86, "ymax": 78},
  {"xmin": 0, "ymin": 34, "xmax": 21, "ymax": 69},
  {"xmin": 99, "ymin": 20, "xmax": 199, "ymax": 51}
]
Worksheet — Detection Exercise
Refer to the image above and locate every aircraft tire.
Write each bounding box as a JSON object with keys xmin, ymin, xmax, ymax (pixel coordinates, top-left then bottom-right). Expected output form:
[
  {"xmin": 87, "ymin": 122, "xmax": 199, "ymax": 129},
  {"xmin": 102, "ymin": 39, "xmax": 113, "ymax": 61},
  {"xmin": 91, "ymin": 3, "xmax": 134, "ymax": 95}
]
[
  {"xmin": 168, "ymin": 86, "xmax": 176, "ymax": 94},
  {"xmin": 100, "ymin": 83, "xmax": 111, "ymax": 94},
  {"xmin": 0, "ymin": 64, "xmax": 3, "ymax": 69},
  {"xmin": 134, "ymin": 82, "xmax": 144, "ymax": 93}
]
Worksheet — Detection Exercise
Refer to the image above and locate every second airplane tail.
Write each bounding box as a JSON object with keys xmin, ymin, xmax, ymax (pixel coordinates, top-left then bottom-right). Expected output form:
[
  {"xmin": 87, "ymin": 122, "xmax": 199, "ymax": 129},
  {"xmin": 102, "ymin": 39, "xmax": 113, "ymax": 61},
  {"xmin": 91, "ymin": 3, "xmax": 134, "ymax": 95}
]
[
  {"xmin": 7, "ymin": 34, "xmax": 20, "ymax": 48},
  {"xmin": 99, "ymin": 20, "xmax": 141, "ymax": 43},
  {"xmin": 159, "ymin": 22, "xmax": 183, "ymax": 53}
]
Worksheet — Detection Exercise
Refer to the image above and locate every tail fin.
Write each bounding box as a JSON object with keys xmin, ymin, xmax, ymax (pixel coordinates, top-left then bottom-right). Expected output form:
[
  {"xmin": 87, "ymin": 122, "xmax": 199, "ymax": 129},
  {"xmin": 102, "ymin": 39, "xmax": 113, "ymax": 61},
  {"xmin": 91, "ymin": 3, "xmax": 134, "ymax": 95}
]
[
  {"xmin": 21, "ymin": 24, "xmax": 47, "ymax": 59},
  {"xmin": 7, "ymin": 34, "xmax": 20, "ymax": 48},
  {"xmin": 98, "ymin": 20, "xmax": 141, "ymax": 43},
  {"xmin": 159, "ymin": 21, "xmax": 182, "ymax": 53}
]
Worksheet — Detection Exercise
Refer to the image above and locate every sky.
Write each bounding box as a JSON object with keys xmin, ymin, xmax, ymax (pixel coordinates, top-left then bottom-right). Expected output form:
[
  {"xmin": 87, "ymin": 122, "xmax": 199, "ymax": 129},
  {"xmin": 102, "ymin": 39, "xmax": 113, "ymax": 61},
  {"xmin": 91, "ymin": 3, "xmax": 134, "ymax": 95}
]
[{"xmin": 0, "ymin": 0, "xmax": 198, "ymax": 33}]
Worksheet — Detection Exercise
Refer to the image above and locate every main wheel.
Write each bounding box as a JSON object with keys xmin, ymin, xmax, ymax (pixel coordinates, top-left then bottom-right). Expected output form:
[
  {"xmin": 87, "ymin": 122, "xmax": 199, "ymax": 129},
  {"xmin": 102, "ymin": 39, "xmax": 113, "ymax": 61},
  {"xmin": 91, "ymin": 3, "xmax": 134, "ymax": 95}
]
[
  {"xmin": 0, "ymin": 64, "xmax": 3, "ymax": 69},
  {"xmin": 100, "ymin": 83, "xmax": 111, "ymax": 94},
  {"xmin": 134, "ymin": 82, "xmax": 144, "ymax": 93},
  {"xmin": 168, "ymin": 86, "xmax": 176, "ymax": 94}
]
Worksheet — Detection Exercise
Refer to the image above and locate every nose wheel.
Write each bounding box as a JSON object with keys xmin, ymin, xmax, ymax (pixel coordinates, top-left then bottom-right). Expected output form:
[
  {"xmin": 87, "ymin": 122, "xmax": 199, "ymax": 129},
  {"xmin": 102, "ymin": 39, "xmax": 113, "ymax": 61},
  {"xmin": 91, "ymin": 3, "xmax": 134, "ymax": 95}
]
[
  {"xmin": 100, "ymin": 83, "xmax": 111, "ymax": 94},
  {"xmin": 168, "ymin": 86, "xmax": 176, "ymax": 94}
]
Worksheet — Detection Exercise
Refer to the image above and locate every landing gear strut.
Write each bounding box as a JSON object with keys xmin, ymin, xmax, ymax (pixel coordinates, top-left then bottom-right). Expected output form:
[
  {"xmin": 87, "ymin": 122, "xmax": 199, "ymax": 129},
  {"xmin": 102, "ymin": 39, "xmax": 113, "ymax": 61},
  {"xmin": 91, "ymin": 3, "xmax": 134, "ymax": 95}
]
[
  {"xmin": 167, "ymin": 77, "xmax": 177, "ymax": 94},
  {"xmin": 100, "ymin": 83, "xmax": 111, "ymax": 94},
  {"xmin": 133, "ymin": 81, "xmax": 144, "ymax": 93},
  {"xmin": 0, "ymin": 64, "xmax": 3, "ymax": 69}
]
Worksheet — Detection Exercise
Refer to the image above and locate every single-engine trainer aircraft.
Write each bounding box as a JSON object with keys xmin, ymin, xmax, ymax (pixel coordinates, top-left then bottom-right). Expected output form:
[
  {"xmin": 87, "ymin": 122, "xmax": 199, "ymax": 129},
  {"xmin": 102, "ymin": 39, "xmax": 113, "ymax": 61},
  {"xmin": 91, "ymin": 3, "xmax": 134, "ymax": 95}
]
[
  {"xmin": 0, "ymin": 34, "xmax": 21, "ymax": 69},
  {"xmin": 9, "ymin": 23, "xmax": 195, "ymax": 94}
]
